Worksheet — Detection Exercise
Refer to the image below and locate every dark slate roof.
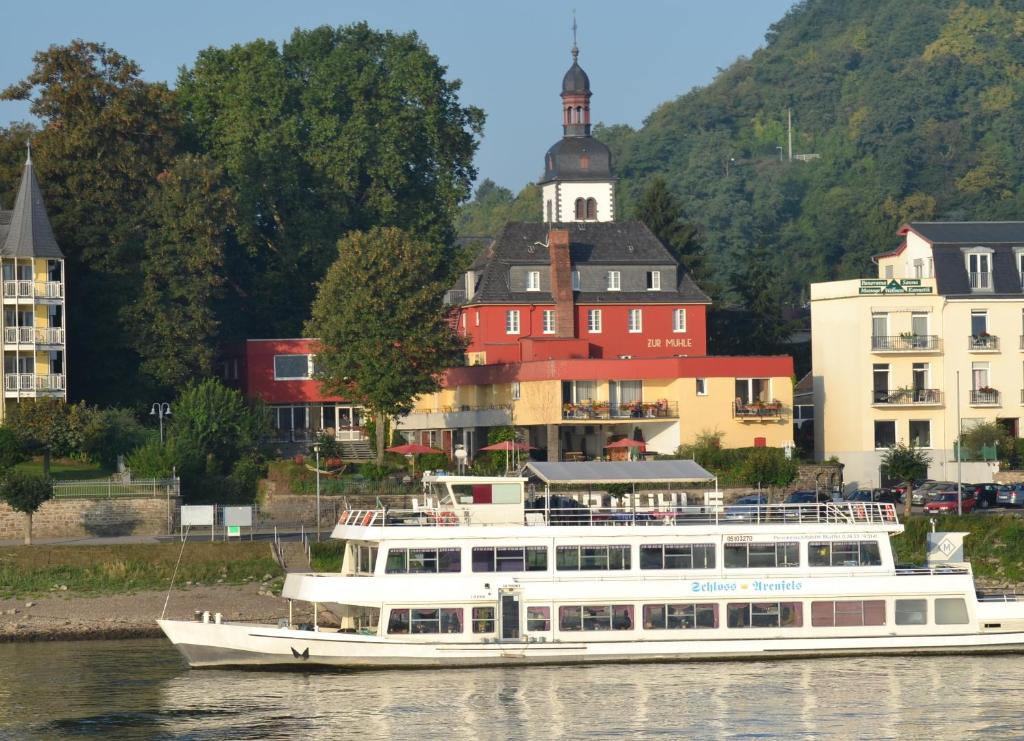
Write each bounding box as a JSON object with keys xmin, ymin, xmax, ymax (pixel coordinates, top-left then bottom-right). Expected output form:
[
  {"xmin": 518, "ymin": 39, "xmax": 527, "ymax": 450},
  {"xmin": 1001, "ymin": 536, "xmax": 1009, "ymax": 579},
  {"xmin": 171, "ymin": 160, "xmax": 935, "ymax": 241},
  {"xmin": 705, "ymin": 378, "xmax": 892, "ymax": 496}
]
[
  {"xmin": 0, "ymin": 210, "xmax": 10, "ymax": 248},
  {"xmin": 908, "ymin": 221, "xmax": 1024, "ymax": 244},
  {"xmin": 0, "ymin": 161, "xmax": 63, "ymax": 259},
  {"xmin": 542, "ymin": 136, "xmax": 612, "ymax": 182},
  {"xmin": 903, "ymin": 221, "xmax": 1024, "ymax": 296},
  {"xmin": 562, "ymin": 60, "xmax": 590, "ymax": 94},
  {"xmin": 465, "ymin": 221, "xmax": 711, "ymax": 305}
]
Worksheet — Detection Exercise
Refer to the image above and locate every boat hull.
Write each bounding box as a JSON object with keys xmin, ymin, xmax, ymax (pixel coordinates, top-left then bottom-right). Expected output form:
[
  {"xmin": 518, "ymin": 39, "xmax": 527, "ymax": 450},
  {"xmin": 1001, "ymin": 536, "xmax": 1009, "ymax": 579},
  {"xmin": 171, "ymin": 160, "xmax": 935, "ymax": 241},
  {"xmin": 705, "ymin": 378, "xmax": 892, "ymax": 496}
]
[{"xmin": 158, "ymin": 619, "xmax": 1024, "ymax": 670}]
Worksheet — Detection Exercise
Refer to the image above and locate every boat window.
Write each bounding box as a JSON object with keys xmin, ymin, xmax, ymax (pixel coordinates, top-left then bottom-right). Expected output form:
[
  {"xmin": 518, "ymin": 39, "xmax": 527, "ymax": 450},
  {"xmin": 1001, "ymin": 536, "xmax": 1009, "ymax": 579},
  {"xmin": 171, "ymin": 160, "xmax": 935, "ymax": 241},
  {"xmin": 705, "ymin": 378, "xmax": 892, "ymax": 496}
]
[
  {"xmin": 355, "ymin": 545, "xmax": 377, "ymax": 574},
  {"xmin": 555, "ymin": 545, "xmax": 631, "ymax": 571},
  {"xmin": 526, "ymin": 606, "xmax": 551, "ymax": 631},
  {"xmin": 726, "ymin": 602, "xmax": 803, "ymax": 628},
  {"xmin": 452, "ymin": 482, "xmax": 521, "ymax": 504},
  {"xmin": 935, "ymin": 598, "xmax": 969, "ymax": 625},
  {"xmin": 895, "ymin": 599, "xmax": 928, "ymax": 625},
  {"xmin": 723, "ymin": 542, "xmax": 799, "ymax": 569},
  {"xmin": 642, "ymin": 603, "xmax": 717, "ymax": 629},
  {"xmin": 810, "ymin": 600, "xmax": 886, "ymax": 627},
  {"xmin": 385, "ymin": 548, "xmax": 461, "ymax": 574},
  {"xmin": 472, "ymin": 606, "xmax": 495, "ymax": 633},
  {"xmin": 558, "ymin": 605, "xmax": 634, "ymax": 631},
  {"xmin": 472, "ymin": 546, "xmax": 548, "ymax": 573},
  {"xmin": 387, "ymin": 607, "xmax": 463, "ymax": 635},
  {"xmin": 387, "ymin": 609, "xmax": 411, "ymax": 634},
  {"xmin": 808, "ymin": 541, "xmax": 882, "ymax": 567},
  {"xmin": 639, "ymin": 544, "xmax": 715, "ymax": 570}
]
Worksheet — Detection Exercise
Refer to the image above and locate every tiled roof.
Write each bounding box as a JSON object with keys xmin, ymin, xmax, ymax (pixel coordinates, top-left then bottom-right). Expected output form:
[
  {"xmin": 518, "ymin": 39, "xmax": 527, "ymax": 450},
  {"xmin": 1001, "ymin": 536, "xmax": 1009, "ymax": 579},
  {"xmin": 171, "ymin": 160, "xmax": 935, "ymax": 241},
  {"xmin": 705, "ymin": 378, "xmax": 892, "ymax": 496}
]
[
  {"xmin": 908, "ymin": 221, "xmax": 1024, "ymax": 244},
  {"xmin": 465, "ymin": 221, "xmax": 711, "ymax": 305},
  {"xmin": 0, "ymin": 162, "xmax": 63, "ymax": 259}
]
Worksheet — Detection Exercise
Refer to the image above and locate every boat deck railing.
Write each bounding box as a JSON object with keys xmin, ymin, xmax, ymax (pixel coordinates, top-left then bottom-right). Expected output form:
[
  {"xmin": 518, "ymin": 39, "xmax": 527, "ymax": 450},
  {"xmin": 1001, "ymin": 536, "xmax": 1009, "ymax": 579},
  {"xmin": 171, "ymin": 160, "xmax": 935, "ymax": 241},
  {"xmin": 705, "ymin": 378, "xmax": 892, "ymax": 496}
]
[
  {"xmin": 336, "ymin": 502, "xmax": 900, "ymax": 528},
  {"xmin": 976, "ymin": 590, "xmax": 1024, "ymax": 602}
]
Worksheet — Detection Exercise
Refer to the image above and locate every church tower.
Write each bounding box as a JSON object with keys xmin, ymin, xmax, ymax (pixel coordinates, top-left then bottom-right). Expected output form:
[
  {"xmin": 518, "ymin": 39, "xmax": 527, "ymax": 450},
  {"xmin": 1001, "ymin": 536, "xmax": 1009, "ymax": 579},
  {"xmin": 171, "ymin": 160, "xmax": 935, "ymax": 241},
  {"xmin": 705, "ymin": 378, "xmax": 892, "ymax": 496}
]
[{"xmin": 540, "ymin": 29, "xmax": 616, "ymax": 224}]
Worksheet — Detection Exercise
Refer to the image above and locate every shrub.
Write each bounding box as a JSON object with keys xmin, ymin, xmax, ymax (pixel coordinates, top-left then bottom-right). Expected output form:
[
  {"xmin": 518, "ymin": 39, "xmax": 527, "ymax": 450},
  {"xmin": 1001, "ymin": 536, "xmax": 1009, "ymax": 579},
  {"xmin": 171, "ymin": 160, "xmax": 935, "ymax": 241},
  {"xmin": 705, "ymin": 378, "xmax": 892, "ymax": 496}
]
[
  {"xmin": 0, "ymin": 470, "xmax": 53, "ymax": 544},
  {"xmin": 80, "ymin": 407, "xmax": 149, "ymax": 470},
  {"xmin": 358, "ymin": 462, "xmax": 393, "ymax": 481},
  {"xmin": 739, "ymin": 448, "xmax": 798, "ymax": 488}
]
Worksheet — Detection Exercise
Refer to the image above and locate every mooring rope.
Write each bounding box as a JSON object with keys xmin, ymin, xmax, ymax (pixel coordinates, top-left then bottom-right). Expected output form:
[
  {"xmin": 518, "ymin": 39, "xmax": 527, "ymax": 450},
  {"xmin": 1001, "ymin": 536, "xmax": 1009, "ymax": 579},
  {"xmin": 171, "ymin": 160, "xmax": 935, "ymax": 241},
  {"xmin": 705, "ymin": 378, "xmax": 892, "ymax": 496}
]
[{"xmin": 160, "ymin": 525, "xmax": 191, "ymax": 620}]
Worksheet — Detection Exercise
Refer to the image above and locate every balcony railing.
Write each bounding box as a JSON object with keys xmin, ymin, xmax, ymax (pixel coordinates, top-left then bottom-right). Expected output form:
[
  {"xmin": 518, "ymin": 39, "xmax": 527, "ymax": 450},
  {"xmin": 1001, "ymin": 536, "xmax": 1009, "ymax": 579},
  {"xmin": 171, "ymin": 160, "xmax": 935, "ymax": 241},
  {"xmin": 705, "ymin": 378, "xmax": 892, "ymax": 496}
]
[
  {"xmin": 733, "ymin": 401, "xmax": 786, "ymax": 420},
  {"xmin": 969, "ymin": 389, "xmax": 1000, "ymax": 406},
  {"xmin": 969, "ymin": 334, "xmax": 999, "ymax": 351},
  {"xmin": 872, "ymin": 388, "xmax": 942, "ymax": 406},
  {"xmin": 3, "ymin": 326, "xmax": 65, "ymax": 345},
  {"xmin": 443, "ymin": 289, "xmax": 467, "ymax": 306},
  {"xmin": 969, "ymin": 271, "xmax": 992, "ymax": 289},
  {"xmin": 4, "ymin": 373, "xmax": 65, "ymax": 392},
  {"xmin": 871, "ymin": 335, "xmax": 939, "ymax": 352},
  {"xmin": 562, "ymin": 400, "xmax": 679, "ymax": 420},
  {"xmin": 2, "ymin": 281, "xmax": 63, "ymax": 300}
]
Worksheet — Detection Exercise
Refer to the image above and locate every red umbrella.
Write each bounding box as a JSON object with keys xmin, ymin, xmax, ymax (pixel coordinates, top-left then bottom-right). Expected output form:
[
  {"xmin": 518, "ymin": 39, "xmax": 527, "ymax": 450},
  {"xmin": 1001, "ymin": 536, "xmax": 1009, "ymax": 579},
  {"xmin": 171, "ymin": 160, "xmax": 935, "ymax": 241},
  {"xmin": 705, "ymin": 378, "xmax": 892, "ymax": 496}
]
[
  {"xmin": 385, "ymin": 443, "xmax": 444, "ymax": 455},
  {"xmin": 479, "ymin": 440, "xmax": 534, "ymax": 452},
  {"xmin": 604, "ymin": 438, "xmax": 646, "ymax": 449}
]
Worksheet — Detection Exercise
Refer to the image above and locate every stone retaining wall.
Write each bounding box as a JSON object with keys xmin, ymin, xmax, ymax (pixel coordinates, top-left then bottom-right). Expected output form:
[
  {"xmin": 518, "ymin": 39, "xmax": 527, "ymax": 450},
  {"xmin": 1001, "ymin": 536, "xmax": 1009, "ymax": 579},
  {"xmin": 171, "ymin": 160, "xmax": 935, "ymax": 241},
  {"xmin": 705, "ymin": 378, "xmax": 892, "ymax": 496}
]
[
  {"xmin": 994, "ymin": 471, "xmax": 1024, "ymax": 484},
  {"xmin": 0, "ymin": 496, "xmax": 180, "ymax": 540}
]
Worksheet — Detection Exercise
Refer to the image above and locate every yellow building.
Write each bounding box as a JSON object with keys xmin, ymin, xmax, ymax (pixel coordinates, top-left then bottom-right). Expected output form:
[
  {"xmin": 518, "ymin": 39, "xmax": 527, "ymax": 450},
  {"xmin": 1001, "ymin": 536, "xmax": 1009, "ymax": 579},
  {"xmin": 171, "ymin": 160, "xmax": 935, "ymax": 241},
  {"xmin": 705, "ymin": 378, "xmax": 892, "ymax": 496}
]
[
  {"xmin": 0, "ymin": 150, "xmax": 67, "ymax": 422},
  {"xmin": 810, "ymin": 221, "xmax": 1021, "ymax": 488}
]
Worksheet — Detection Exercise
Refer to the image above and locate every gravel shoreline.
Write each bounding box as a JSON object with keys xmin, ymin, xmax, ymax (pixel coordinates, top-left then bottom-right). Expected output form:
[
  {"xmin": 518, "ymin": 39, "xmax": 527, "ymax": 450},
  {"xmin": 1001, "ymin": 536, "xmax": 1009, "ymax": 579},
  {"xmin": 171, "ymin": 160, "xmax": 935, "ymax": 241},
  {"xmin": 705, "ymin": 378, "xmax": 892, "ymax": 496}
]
[{"xmin": 0, "ymin": 583, "xmax": 314, "ymax": 643}]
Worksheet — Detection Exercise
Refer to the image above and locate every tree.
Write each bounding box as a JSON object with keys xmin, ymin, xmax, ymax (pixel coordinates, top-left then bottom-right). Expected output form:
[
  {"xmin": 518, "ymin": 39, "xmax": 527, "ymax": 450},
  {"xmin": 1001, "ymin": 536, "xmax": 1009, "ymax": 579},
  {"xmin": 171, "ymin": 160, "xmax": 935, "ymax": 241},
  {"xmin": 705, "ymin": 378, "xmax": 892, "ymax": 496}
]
[
  {"xmin": 0, "ymin": 471, "xmax": 53, "ymax": 544},
  {"xmin": 881, "ymin": 442, "xmax": 931, "ymax": 519},
  {"xmin": 958, "ymin": 421, "xmax": 1013, "ymax": 462},
  {"xmin": 2, "ymin": 41, "xmax": 180, "ymax": 406},
  {"xmin": 79, "ymin": 408, "xmax": 149, "ymax": 471},
  {"xmin": 168, "ymin": 378, "xmax": 269, "ymax": 473},
  {"xmin": 0, "ymin": 427, "xmax": 28, "ymax": 470},
  {"xmin": 740, "ymin": 447, "xmax": 798, "ymax": 490},
  {"xmin": 4, "ymin": 399, "xmax": 85, "ymax": 476},
  {"xmin": 125, "ymin": 154, "xmax": 235, "ymax": 388},
  {"xmin": 307, "ymin": 227, "xmax": 466, "ymax": 465},
  {"xmin": 177, "ymin": 23, "xmax": 484, "ymax": 341},
  {"xmin": 631, "ymin": 175, "xmax": 704, "ymax": 277}
]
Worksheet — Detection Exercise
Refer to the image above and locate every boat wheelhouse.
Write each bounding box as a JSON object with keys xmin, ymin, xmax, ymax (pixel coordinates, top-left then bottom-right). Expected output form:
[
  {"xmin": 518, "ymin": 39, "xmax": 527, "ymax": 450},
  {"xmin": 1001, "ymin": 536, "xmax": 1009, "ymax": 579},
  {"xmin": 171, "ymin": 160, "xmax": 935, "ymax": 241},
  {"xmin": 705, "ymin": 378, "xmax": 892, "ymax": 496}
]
[{"xmin": 159, "ymin": 464, "xmax": 1024, "ymax": 669}]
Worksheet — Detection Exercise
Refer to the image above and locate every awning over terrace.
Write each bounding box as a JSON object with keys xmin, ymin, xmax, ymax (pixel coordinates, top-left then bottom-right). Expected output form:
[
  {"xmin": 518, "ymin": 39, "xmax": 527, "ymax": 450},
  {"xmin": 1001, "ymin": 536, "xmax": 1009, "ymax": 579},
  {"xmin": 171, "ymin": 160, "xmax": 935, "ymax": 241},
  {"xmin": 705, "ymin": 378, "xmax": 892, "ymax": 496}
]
[{"xmin": 524, "ymin": 460, "xmax": 715, "ymax": 485}]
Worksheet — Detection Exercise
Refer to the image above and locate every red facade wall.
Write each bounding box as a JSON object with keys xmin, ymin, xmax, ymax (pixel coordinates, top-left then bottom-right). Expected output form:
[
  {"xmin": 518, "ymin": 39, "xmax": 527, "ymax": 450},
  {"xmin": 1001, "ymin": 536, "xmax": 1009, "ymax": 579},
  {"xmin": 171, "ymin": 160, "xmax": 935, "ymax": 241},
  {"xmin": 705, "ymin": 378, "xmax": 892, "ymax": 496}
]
[{"xmin": 242, "ymin": 339, "xmax": 346, "ymax": 405}]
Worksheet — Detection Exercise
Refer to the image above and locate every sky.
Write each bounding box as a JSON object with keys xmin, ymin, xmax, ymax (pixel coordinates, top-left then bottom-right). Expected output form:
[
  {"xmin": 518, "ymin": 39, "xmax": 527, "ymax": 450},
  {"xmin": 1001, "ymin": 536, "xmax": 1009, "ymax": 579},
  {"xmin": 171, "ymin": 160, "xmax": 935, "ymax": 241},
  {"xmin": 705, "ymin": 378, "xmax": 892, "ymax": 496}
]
[{"xmin": 0, "ymin": 0, "xmax": 796, "ymax": 192}]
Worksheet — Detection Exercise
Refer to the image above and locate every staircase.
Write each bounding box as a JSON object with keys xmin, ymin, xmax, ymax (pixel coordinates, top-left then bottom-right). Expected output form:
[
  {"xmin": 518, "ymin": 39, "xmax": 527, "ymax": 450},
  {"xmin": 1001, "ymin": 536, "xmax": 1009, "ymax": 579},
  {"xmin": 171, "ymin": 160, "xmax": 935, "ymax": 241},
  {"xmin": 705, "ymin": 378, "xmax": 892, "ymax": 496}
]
[
  {"xmin": 339, "ymin": 439, "xmax": 374, "ymax": 461},
  {"xmin": 272, "ymin": 540, "xmax": 312, "ymax": 573}
]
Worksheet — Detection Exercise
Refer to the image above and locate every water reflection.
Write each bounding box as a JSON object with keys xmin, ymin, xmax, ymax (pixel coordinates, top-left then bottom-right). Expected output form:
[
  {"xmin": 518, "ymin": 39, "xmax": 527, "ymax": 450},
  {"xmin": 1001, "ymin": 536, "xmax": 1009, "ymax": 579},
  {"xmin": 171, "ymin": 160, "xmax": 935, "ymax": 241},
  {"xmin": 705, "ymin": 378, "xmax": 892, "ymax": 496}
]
[{"xmin": 2, "ymin": 640, "xmax": 1024, "ymax": 739}]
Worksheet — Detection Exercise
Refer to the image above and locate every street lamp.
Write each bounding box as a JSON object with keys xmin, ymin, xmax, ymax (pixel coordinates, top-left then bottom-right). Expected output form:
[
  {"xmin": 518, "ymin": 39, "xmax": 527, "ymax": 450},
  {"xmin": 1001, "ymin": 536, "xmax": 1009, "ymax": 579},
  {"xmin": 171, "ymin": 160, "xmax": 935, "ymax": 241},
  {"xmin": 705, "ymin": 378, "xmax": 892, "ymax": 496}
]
[{"xmin": 150, "ymin": 403, "xmax": 171, "ymax": 443}]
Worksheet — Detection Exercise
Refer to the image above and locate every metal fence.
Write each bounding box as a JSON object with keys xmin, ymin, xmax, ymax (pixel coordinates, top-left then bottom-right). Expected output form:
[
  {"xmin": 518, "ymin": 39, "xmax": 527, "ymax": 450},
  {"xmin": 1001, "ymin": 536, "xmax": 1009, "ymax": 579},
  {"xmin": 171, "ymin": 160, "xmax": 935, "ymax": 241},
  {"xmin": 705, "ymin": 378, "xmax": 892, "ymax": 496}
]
[{"xmin": 51, "ymin": 477, "xmax": 181, "ymax": 500}]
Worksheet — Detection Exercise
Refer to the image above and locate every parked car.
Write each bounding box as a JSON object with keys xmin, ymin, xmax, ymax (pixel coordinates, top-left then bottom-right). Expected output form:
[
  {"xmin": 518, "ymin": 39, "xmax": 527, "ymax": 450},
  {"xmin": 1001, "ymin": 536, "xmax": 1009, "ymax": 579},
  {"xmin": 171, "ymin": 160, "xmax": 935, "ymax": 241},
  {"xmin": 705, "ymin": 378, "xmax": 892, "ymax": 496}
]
[
  {"xmin": 997, "ymin": 484, "xmax": 1024, "ymax": 508},
  {"xmin": 525, "ymin": 495, "xmax": 590, "ymax": 524},
  {"xmin": 912, "ymin": 481, "xmax": 953, "ymax": 506},
  {"xmin": 923, "ymin": 491, "xmax": 976, "ymax": 514},
  {"xmin": 965, "ymin": 483, "xmax": 999, "ymax": 509},
  {"xmin": 845, "ymin": 488, "xmax": 902, "ymax": 505},
  {"xmin": 785, "ymin": 490, "xmax": 827, "ymax": 504},
  {"xmin": 724, "ymin": 494, "xmax": 769, "ymax": 521},
  {"xmin": 892, "ymin": 480, "xmax": 923, "ymax": 498}
]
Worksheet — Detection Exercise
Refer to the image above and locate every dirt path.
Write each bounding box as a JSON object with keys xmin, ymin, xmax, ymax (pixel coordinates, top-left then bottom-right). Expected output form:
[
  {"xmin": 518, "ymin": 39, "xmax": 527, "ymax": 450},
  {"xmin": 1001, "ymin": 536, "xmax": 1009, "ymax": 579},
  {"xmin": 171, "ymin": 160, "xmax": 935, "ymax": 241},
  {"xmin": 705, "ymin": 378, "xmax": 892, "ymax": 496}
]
[{"xmin": 0, "ymin": 583, "xmax": 317, "ymax": 642}]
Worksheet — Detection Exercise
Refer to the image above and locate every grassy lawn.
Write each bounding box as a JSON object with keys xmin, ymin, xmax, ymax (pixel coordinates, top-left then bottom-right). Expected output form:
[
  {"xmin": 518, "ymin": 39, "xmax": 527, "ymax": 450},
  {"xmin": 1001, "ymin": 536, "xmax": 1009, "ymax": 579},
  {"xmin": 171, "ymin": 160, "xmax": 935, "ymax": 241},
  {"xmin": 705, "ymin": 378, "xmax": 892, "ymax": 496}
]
[
  {"xmin": 0, "ymin": 542, "xmax": 282, "ymax": 598},
  {"xmin": 14, "ymin": 457, "xmax": 113, "ymax": 481},
  {"xmin": 893, "ymin": 514, "xmax": 1024, "ymax": 584}
]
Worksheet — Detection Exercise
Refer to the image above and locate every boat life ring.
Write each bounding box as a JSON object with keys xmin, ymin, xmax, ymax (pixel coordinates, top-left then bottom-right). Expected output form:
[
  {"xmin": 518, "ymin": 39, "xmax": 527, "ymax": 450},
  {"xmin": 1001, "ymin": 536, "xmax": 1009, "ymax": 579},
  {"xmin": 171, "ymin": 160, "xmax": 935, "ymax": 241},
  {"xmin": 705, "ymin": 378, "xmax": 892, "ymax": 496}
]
[
  {"xmin": 339, "ymin": 510, "xmax": 349, "ymax": 525},
  {"xmin": 884, "ymin": 503, "xmax": 896, "ymax": 521},
  {"xmin": 361, "ymin": 512, "xmax": 373, "ymax": 527},
  {"xmin": 853, "ymin": 504, "xmax": 867, "ymax": 520}
]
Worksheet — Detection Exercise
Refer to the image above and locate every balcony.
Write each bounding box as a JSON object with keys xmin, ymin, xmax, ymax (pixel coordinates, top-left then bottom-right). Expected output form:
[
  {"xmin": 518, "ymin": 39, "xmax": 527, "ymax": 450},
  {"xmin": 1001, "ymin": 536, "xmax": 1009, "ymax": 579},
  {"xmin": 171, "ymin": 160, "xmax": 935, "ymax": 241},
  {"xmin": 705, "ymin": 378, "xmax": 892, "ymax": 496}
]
[
  {"xmin": 732, "ymin": 401, "xmax": 786, "ymax": 421},
  {"xmin": 3, "ymin": 326, "xmax": 65, "ymax": 346},
  {"xmin": 562, "ymin": 400, "xmax": 679, "ymax": 421},
  {"xmin": 2, "ymin": 281, "xmax": 63, "ymax": 301},
  {"xmin": 4, "ymin": 373, "xmax": 65, "ymax": 394},
  {"xmin": 871, "ymin": 388, "xmax": 943, "ymax": 407},
  {"xmin": 871, "ymin": 335, "xmax": 940, "ymax": 353},
  {"xmin": 399, "ymin": 404, "xmax": 512, "ymax": 430},
  {"xmin": 969, "ymin": 388, "xmax": 1000, "ymax": 407},
  {"xmin": 443, "ymin": 289, "xmax": 467, "ymax": 306},
  {"xmin": 969, "ymin": 271, "xmax": 992, "ymax": 290},
  {"xmin": 968, "ymin": 334, "xmax": 999, "ymax": 352}
]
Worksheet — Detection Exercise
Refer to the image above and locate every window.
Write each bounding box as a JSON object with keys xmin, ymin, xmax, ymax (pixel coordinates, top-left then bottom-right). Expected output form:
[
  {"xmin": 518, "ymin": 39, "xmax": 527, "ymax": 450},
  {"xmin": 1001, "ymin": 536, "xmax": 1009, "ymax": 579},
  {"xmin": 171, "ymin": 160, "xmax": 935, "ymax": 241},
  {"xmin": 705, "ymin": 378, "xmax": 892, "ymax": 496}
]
[
  {"xmin": 588, "ymin": 309, "xmax": 602, "ymax": 333},
  {"xmin": 913, "ymin": 259, "xmax": 924, "ymax": 278},
  {"xmin": 874, "ymin": 421, "xmax": 896, "ymax": 449},
  {"xmin": 563, "ymin": 379, "xmax": 597, "ymax": 404},
  {"xmin": 909, "ymin": 420, "xmax": 931, "ymax": 448},
  {"xmin": 935, "ymin": 598, "xmax": 969, "ymax": 625},
  {"xmin": 628, "ymin": 308, "xmax": 642, "ymax": 333},
  {"xmin": 556, "ymin": 545, "xmax": 631, "ymax": 571},
  {"xmin": 646, "ymin": 271, "xmax": 661, "ymax": 290},
  {"xmin": 558, "ymin": 604, "xmax": 634, "ymax": 631},
  {"xmin": 966, "ymin": 250, "xmax": 992, "ymax": 289},
  {"xmin": 274, "ymin": 354, "xmax": 310, "ymax": 380},
  {"xmin": 808, "ymin": 541, "xmax": 882, "ymax": 567},
  {"xmin": 526, "ymin": 606, "xmax": 551, "ymax": 631},
  {"xmin": 695, "ymin": 378, "xmax": 707, "ymax": 396},
  {"xmin": 735, "ymin": 378, "xmax": 770, "ymax": 404},
  {"xmin": 912, "ymin": 363, "xmax": 929, "ymax": 395},
  {"xmin": 606, "ymin": 271, "xmax": 621, "ymax": 291},
  {"xmin": 511, "ymin": 381, "xmax": 521, "ymax": 401},
  {"xmin": 472, "ymin": 606, "xmax": 495, "ymax": 633},
  {"xmin": 971, "ymin": 361, "xmax": 990, "ymax": 391},
  {"xmin": 475, "ymin": 311, "xmax": 480, "ymax": 326},
  {"xmin": 643, "ymin": 603, "xmax": 717, "ymax": 629},
  {"xmin": 724, "ymin": 542, "xmax": 799, "ymax": 568},
  {"xmin": 726, "ymin": 602, "xmax": 803, "ymax": 628},
  {"xmin": 970, "ymin": 310, "xmax": 988, "ymax": 337},
  {"xmin": 586, "ymin": 198, "xmax": 597, "ymax": 220},
  {"xmin": 506, "ymin": 310, "xmax": 520, "ymax": 335},
  {"xmin": 572, "ymin": 270, "xmax": 581, "ymax": 290},
  {"xmin": 811, "ymin": 600, "xmax": 886, "ymax": 627},
  {"xmin": 575, "ymin": 198, "xmax": 586, "ymax": 220},
  {"xmin": 355, "ymin": 545, "xmax": 378, "ymax": 574},
  {"xmin": 673, "ymin": 309, "xmax": 687, "ymax": 333},
  {"xmin": 542, "ymin": 310, "xmax": 556, "ymax": 334},
  {"xmin": 895, "ymin": 598, "xmax": 927, "ymax": 625},
  {"xmin": 388, "ymin": 607, "xmax": 463, "ymax": 635},
  {"xmin": 884, "ymin": 265, "xmax": 894, "ymax": 279},
  {"xmin": 579, "ymin": 154, "xmax": 590, "ymax": 171},
  {"xmin": 872, "ymin": 363, "xmax": 890, "ymax": 401},
  {"xmin": 526, "ymin": 271, "xmax": 540, "ymax": 291},
  {"xmin": 472, "ymin": 546, "xmax": 547, "ymax": 572},
  {"xmin": 911, "ymin": 312, "xmax": 929, "ymax": 338},
  {"xmin": 546, "ymin": 200, "xmax": 553, "ymax": 223},
  {"xmin": 385, "ymin": 548, "xmax": 461, "ymax": 574},
  {"xmin": 639, "ymin": 543, "xmax": 715, "ymax": 569}
]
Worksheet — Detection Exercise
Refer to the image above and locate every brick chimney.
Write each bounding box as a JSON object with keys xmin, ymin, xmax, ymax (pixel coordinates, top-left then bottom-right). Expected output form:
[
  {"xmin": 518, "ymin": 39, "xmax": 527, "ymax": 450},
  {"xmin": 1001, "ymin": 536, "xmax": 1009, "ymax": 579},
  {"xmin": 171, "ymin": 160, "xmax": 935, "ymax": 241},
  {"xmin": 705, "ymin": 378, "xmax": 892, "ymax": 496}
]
[{"xmin": 548, "ymin": 228, "xmax": 575, "ymax": 338}]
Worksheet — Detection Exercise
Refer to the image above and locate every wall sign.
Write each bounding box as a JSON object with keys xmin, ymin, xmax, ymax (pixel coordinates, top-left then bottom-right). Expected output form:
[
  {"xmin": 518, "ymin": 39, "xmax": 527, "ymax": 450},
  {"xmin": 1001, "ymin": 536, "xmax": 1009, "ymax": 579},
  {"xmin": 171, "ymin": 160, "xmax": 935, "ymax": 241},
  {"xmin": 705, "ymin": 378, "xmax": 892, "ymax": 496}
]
[{"xmin": 859, "ymin": 278, "xmax": 933, "ymax": 295}]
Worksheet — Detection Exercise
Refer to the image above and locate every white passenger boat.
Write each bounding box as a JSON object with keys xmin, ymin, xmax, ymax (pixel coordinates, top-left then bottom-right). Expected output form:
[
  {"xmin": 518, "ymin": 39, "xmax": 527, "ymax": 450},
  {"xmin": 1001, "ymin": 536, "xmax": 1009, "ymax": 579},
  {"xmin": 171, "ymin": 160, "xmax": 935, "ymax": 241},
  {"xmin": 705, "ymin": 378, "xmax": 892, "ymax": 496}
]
[{"xmin": 158, "ymin": 468, "xmax": 1024, "ymax": 669}]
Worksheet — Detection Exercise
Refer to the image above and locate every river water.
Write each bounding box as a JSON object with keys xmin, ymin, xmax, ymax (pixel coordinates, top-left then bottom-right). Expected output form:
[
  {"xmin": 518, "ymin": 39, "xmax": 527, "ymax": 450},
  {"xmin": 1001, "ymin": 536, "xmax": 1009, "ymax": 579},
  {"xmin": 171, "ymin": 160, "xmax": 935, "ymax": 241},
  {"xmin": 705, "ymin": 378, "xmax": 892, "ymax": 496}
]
[{"xmin": 0, "ymin": 640, "xmax": 1022, "ymax": 740}]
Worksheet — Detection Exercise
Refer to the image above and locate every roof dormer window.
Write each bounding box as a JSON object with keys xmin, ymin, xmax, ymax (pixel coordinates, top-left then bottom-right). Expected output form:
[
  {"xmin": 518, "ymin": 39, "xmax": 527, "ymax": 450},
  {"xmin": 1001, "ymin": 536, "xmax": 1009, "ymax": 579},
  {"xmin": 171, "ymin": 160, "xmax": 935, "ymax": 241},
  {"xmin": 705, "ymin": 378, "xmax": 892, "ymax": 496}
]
[
  {"xmin": 1015, "ymin": 247, "xmax": 1024, "ymax": 290},
  {"xmin": 646, "ymin": 271, "xmax": 661, "ymax": 290},
  {"xmin": 606, "ymin": 270, "xmax": 621, "ymax": 291},
  {"xmin": 527, "ymin": 270, "xmax": 540, "ymax": 291},
  {"xmin": 963, "ymin": 246, "xmax": 994, "ymax": 292}
]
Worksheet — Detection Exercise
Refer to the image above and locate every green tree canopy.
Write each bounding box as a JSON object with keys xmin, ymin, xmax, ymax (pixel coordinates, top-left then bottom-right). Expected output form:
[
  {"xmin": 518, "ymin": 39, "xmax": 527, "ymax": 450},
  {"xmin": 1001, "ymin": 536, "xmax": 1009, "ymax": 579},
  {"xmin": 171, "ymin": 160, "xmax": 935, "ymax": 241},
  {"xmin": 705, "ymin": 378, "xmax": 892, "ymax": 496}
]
[
  {"xmin": 631, "ymin": 175, "xmax": 704, "ymax": 277},
  {"xmin": 739, "ymin": 447, "xmax": 798, "ymax": 489},
  {"xmin": 307, "ymin": 226, "xmax": 466, "ymax": 464},
  {"xmin": 4, "ymin": 399, "xmax": 88, "ymax": 475},
  {"xmin": 0, "ymin": 471, "xmax": 53, "ymax": 544},
  {"xmin": 881, "ymin": 443, "xmax": 931, "ymax": 518}
]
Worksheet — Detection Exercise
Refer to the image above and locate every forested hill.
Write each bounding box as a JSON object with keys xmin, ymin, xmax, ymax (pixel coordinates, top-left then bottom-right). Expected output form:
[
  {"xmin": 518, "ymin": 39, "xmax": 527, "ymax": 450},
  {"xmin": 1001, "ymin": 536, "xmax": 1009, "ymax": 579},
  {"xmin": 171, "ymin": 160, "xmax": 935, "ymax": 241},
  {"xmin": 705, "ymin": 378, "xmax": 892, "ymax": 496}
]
[{"xmin": 460, "ymin": 0, "xmax": 1024, "ymax": 309}]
